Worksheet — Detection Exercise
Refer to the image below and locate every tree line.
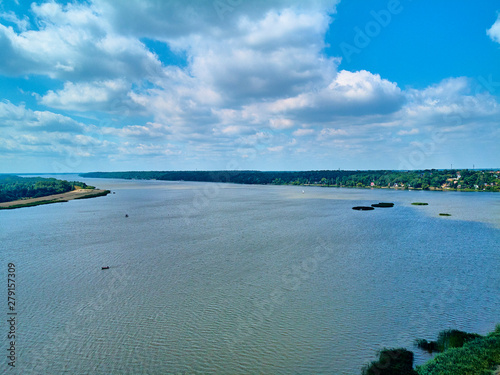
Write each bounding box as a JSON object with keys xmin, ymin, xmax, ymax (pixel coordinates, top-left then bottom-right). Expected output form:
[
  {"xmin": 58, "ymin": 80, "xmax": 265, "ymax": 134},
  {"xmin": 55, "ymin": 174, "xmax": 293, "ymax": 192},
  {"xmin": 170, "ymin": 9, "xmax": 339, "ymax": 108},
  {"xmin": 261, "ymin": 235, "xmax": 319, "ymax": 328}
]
[
  {"xmin": 0, "ymin": 175, "xmax": 94, "ymax": 203},
  {"xmin": 81, "ymin": 169, "xmax": 500, "ymax": 191}
]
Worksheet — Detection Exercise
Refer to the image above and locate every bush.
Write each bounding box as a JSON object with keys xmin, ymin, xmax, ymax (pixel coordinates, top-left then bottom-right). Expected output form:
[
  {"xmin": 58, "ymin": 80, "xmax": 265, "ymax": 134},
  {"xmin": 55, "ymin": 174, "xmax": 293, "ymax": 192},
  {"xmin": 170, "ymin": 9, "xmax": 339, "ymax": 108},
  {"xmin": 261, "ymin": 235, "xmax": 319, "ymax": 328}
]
[
  {"xmin": 416, "ymin": 327, "xmax": 500, "ymax": 375},
  {"xmin": 362, "ymin": 348, "xmax": 417, "ymax": 375}
]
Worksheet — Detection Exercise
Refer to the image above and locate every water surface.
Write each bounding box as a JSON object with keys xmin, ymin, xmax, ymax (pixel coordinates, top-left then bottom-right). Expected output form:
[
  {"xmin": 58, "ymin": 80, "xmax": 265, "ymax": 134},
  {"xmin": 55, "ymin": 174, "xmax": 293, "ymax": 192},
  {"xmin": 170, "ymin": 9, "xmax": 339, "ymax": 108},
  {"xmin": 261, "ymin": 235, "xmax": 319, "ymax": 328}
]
[{"xmin": 1, "ymin": 177, "xmax": 499, "ymax": 374}]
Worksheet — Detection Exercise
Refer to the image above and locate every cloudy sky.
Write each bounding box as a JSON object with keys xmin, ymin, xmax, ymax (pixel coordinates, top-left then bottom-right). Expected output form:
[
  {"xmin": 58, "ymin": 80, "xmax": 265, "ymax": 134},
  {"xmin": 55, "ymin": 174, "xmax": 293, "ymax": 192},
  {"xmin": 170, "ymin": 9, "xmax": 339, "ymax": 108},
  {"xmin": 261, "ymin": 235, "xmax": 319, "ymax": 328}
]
[{"xmin": 0, "ymin": 0, "xmax": 499, "ymax": 173}]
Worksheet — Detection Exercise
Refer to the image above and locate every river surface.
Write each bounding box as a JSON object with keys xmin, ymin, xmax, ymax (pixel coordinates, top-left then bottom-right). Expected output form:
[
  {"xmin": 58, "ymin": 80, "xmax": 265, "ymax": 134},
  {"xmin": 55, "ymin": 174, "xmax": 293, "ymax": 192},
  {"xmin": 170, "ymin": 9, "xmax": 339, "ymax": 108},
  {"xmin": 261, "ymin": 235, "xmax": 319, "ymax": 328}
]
[{"xmin": 1, "ymin": 176, "xmax": 499, "ymax": 374}]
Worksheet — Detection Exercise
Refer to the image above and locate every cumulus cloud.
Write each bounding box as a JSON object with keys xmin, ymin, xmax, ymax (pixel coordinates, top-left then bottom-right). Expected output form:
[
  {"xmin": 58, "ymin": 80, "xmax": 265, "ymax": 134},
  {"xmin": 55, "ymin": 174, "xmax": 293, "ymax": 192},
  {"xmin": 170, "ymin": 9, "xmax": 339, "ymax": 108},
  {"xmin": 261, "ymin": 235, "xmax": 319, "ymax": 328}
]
[
  {"xmin": 95, "ymin": 0, "xmax": 339, "ymax": 40},
  {"xmin": 0, "ymin": 101, "xmax": 86, "ymax": 132},
  {"xmin": 404, "ymin": 77, "xmax": 499, "ymax": 125},
  {"xmin": 0, "ymin": 0, "xmax": 499, "ymax": 171},
  {"xmin": 0, "ymin": 11, "xmax": 29, "ymax": 31},
  {"xmin": 0, "ymin": 2, "xmax": 162, "ymax": 80},
  {"xmin": 487, "ymin": 14, "xmax": 500, "ymax": 44},
  {"xmin": 40, "ymin": 79, "xmax": 140, "ymax": 112}
]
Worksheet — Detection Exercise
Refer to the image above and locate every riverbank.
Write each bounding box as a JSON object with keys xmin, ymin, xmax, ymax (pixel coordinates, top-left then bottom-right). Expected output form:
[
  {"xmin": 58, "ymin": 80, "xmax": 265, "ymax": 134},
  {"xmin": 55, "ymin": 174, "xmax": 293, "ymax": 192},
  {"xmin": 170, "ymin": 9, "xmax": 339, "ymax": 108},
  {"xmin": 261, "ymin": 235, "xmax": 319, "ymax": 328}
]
[
  {"xmin": 0, "ymin": 189, "xmax": 110, "ymax": 209},
  {"xmin": 80, "ymin": 169, "xmax": 500, "ymax": 192}
]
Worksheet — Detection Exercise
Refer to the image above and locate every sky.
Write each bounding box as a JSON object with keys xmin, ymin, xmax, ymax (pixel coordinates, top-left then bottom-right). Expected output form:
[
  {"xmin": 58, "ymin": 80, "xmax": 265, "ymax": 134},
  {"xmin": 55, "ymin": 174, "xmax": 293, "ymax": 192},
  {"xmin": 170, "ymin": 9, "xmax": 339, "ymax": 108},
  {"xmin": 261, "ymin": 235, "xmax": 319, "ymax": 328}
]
[{"xmin": 0, "ymin": 0, "xmax": 499, "ymax": 173}]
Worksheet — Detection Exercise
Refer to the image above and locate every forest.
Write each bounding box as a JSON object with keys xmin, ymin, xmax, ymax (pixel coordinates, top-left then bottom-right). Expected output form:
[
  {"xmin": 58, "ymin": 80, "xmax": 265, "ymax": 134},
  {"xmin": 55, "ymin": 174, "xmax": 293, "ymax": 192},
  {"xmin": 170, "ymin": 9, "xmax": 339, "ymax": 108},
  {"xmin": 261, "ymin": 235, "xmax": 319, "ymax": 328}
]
[
  {"xmin": 0, "ymin": 175, "xmax": 94, "ymax": 203},
  {"xmin": 81, "ymin": 169, "xmax": 500, "ymax": 192}
]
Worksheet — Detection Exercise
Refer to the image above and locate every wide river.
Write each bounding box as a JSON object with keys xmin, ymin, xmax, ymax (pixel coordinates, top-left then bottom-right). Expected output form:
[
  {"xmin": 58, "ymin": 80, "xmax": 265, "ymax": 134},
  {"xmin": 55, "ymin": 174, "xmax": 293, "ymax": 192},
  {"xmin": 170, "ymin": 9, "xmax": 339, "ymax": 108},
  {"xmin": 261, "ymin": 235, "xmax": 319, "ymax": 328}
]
[{"xmin": 1, "ymin": 176, "xmax": 499, "ymax": 374}]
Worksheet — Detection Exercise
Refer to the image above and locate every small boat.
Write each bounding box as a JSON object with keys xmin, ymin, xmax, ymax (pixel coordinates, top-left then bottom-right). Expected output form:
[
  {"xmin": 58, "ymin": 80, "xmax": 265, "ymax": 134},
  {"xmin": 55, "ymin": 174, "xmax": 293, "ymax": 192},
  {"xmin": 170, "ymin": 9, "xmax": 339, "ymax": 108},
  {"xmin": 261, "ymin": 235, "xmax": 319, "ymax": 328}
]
[
  {"xmin": 101, "ymin": 266, "xmax": 110, "ymax": 270},
  {"xmin": 125, "ymin": 214, "xmax": 129, "ymax": 217}
]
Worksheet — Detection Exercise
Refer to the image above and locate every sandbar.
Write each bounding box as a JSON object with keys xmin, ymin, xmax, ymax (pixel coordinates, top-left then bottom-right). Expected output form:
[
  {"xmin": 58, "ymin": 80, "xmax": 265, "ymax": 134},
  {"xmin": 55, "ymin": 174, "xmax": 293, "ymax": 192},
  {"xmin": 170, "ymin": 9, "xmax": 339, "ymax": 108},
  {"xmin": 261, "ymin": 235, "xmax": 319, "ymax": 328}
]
[{"xmin": 0, "ymin": 189, "xmax": 110, "ymax": 209}]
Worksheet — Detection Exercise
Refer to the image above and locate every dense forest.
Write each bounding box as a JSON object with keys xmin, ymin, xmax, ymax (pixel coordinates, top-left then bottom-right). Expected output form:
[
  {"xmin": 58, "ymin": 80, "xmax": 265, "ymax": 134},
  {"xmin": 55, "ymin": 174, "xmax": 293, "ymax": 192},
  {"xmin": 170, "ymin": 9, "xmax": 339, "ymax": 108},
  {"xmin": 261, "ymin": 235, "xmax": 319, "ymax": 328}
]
[
  {"xmin": 81, "ymin": 169, "xmax": 500, "ymax": 192},
  {"xmin": 0, "ymin": 175, "xmax": 94, "ymax": 203}
]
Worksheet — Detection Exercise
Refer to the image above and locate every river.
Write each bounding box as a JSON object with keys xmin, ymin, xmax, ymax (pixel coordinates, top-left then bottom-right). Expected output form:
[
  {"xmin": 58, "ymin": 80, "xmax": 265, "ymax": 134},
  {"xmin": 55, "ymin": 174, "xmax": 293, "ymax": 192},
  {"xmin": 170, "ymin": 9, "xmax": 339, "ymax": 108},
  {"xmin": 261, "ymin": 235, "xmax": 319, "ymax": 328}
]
[{"xmin": 1, "ymin": 176, "xmax": 499, "ymax": 374}]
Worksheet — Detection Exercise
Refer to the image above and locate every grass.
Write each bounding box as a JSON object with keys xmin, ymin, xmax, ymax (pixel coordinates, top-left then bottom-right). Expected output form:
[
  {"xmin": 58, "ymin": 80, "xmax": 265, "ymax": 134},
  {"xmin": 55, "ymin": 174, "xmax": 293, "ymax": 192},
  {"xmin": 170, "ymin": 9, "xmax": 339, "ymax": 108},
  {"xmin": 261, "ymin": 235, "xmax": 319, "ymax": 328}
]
[
  {"xmin": 416, "ymin": 326, "xmax": 500, "ymax": 375},
  {"xmin": 412, "ymin": 202, "xmax": 429, "ymax": 206}
]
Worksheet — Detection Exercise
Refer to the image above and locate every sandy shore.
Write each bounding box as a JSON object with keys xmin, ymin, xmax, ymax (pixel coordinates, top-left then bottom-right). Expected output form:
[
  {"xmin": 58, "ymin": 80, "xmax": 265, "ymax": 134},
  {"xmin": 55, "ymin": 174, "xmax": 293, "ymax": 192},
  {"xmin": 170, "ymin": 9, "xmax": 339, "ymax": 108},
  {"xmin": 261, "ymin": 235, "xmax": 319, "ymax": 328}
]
[{"xmin": 0, "ymin": 189, "xmax": 110, "ymax": 209}]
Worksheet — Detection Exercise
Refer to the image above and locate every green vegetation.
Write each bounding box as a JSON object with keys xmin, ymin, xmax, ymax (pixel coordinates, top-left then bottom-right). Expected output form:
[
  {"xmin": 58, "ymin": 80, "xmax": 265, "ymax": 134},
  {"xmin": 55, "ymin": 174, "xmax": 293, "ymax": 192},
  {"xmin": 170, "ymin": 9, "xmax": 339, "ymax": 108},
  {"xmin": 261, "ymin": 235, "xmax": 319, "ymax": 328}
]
[
  {"xmin": 412, "ymin": 202, "xmax": 429, "ymax": 206},
  {"xmin": 416, "ymin": 330, "xmax": 482, "ymax": 353},
  {"xmin": 81, "ymin": 169, "xmax": 500, "ymax": 191},
  {"xmin": 0, "ymin": 175, "xmax": 92, "ymax": 203},
  {"xmin": 362, "ymin": 348, "xmax": 417, "ymax": 375},
  {"xmin": 362, "ymin": 327, "xmax": 500, "ymax": 375},
  {"xmin": 416, "ymin": 326, "xmax": 500, "ymax": 375}
]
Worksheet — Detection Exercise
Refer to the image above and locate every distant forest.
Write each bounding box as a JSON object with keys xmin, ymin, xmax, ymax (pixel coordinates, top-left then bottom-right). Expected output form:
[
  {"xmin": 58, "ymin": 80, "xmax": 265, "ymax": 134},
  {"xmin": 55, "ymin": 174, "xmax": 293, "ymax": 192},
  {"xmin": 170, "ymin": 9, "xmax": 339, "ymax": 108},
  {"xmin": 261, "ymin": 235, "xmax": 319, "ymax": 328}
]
[
  {"xmin": 0, "ymin": 175, "xmax": 94, "ymax": 203},
  {"xmin": 81, "ymin": 169, "xmax": 500, "ymax": 192}
]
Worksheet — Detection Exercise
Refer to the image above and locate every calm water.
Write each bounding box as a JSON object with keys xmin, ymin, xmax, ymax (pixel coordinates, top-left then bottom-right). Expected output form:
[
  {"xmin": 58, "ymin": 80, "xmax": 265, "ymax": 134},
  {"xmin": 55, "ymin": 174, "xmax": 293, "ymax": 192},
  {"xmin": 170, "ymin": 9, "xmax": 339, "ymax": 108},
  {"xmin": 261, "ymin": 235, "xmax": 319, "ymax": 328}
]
[{"xmin": 1, "ymin": 176, "xmax": 499, "ymax": 374}]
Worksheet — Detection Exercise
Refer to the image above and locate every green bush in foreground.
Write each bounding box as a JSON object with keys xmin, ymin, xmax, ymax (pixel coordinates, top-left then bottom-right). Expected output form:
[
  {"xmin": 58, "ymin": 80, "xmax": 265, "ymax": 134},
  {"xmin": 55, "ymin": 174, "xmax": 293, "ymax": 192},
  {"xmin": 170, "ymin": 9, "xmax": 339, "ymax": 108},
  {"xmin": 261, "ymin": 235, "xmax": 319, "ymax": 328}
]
[
  {"xmin": 416, "ymin": 326, "xmax": 500, "ymax": 375},
  {"xmin": 416, "ymin": 329, "xmax": 482, "ymax": 353},
  {"xmin": 362, "ymin": 348, "xmax": 417, "ymax": 375}
]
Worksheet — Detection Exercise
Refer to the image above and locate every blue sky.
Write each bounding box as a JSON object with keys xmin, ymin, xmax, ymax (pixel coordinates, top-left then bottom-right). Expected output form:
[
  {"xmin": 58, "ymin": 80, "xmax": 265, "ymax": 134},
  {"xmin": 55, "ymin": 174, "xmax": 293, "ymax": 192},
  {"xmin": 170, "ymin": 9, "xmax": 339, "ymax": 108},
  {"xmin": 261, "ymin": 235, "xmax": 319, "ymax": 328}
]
[{"xmin": 0, "ymin": 0, "xmax": 499, "ymax": 173}]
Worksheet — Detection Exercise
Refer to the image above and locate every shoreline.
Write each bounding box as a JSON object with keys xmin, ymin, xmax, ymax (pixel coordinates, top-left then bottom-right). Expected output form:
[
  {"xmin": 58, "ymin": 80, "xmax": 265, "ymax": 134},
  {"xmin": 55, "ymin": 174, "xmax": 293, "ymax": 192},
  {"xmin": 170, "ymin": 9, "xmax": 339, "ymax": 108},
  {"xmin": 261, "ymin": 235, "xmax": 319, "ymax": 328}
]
[{"xmin": 0, "ymin": 189, "xmax": 110, "ymax": 210}]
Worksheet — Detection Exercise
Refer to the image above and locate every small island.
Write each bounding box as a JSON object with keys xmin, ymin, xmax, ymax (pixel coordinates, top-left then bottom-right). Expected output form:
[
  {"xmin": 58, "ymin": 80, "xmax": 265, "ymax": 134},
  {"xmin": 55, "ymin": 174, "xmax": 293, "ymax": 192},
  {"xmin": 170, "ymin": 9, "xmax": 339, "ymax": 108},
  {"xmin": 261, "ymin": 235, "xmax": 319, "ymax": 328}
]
[{"xmin": 0, "ymin": 175, "xmax": 110, "ymax": 210}]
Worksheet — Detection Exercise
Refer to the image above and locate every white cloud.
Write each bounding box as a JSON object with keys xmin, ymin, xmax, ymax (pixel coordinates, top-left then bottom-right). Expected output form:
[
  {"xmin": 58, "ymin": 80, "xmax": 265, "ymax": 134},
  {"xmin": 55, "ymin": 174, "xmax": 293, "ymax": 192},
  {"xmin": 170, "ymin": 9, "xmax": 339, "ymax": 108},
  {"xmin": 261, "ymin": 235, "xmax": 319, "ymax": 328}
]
[
  {"xmin": 293, "ymin": 128, "xmax": 315, "ymax": 136},
  {"xmin": 487, "ymin": 14, "xmax": 500, "ymax": 44},
  {"xmin": 0, "ymin": 2, "xmax": 162, "ymax": 80},
  {"xmin": 95, "ymin": 0, "xmax": 339, "ymax": 40},
  {"xmin": 0, "ymin": 0, "xmax": 499, "ymax": 170},
  {"xmin": 0, "ymin": 11, "xmax": 29, "ymax": 31},
  {"xmin": 40, "ymin": 79, "xmax": 138, "ymax": 112},
  {"xmin": 117, "ymin": 142, "xmax": 181, "ymax": 156},
  {"xmin": 398, "ymin": 128, "xmax": 419, "ymax": 136},
  {"xmin": 269, "ymin": 118, "xmax": 294, "ymax": 129},
  {"xmin": 0, "ymin": 101, "xmax": 86, "ymax": 132},
  {"xmin": 403, "ymin": 77, "xmax": 499, "ymax": 125},
  {"xmin": 267, "ymin": 145, "xmax": 284, "ymax": 152}
]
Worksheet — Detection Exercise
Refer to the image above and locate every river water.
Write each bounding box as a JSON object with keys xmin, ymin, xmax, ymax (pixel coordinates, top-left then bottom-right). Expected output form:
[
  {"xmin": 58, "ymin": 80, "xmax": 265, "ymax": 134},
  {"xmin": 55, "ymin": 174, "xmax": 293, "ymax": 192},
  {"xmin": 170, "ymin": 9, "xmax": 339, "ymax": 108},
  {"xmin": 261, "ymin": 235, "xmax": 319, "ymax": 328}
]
[{"xmin": 1, "ymin": 176, "xmax": 499, "ymax": 374}]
